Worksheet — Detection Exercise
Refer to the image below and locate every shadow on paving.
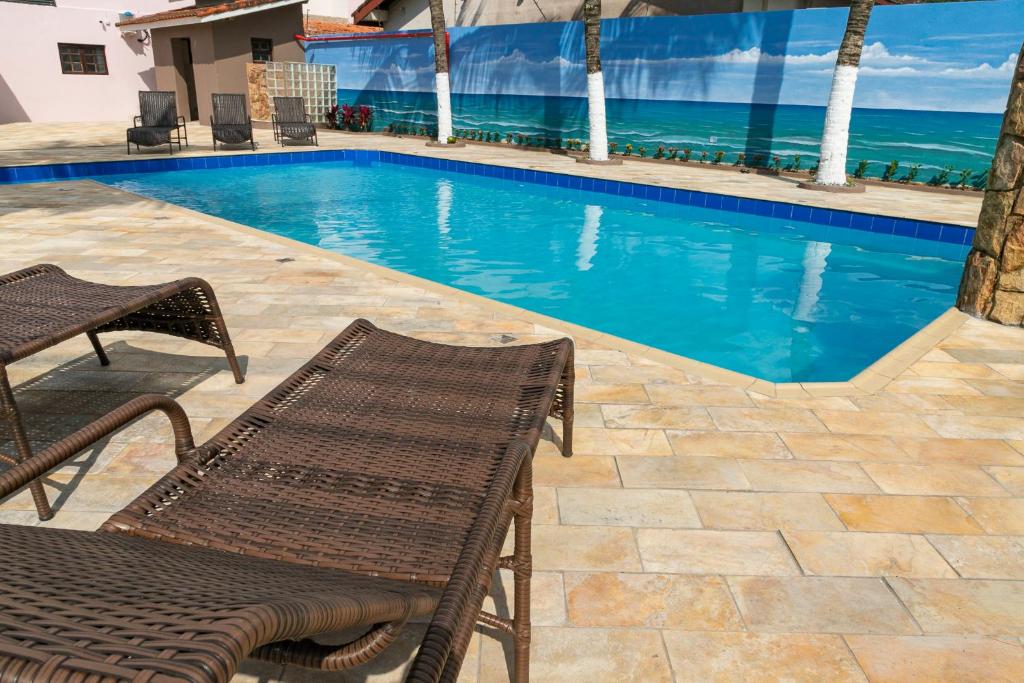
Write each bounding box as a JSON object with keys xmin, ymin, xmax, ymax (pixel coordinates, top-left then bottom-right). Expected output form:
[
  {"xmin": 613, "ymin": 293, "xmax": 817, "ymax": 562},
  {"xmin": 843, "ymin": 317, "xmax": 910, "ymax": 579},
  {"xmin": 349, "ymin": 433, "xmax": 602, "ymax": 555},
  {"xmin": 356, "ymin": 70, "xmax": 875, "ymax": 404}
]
[{"xmin": 0, "ymin": 340, "xmax": 247, "ymax": 515}]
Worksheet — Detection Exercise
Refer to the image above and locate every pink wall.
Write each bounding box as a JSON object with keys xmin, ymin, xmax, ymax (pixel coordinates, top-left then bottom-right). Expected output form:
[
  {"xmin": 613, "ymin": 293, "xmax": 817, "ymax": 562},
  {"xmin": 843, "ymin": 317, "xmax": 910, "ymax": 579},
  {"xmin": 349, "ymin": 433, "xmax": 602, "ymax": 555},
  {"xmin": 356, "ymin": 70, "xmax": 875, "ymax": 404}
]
[{"xmin": 0, "ymin": 0, "xmax": 191, "ymax": 123}]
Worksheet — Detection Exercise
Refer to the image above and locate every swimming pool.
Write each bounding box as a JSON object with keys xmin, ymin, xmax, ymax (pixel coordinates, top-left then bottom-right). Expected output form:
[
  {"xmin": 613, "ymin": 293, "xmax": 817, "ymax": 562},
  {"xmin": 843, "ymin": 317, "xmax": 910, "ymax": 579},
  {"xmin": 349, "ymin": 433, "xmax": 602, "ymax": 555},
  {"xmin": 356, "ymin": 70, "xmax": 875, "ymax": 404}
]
[{"xmin": 95, "ymin": 155, "xmax": 967, "ymax": 382}]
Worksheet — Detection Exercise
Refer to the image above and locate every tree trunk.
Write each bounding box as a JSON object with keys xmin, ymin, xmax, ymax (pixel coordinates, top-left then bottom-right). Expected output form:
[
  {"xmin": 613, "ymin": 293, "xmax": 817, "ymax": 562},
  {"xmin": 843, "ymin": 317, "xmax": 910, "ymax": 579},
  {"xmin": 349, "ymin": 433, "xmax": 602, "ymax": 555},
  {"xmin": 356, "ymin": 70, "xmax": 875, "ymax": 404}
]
[
  {"xmin": 429, "ymin": 0, "xmax": 453, "ymax": 144},
  {"xmin": 583, "ymin": 0, "xmax": 609, "ymax": 161},
  {"xmin": 957, "ymin": 42, "xmax": 1024, "ymax": 327},
  {"xmin": 814, "ymin": 0, "xmax": 874, "ymax": 186}
]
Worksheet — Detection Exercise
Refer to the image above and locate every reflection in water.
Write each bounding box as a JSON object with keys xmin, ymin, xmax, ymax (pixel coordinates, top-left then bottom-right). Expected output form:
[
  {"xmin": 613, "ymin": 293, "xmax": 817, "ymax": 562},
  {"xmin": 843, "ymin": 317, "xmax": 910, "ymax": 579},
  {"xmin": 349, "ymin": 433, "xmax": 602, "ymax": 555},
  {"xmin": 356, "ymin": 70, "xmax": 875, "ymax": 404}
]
[
  {"xmin": 793, "ymin": 241, "xmax": 831, "ymax": 323},
  {"xmin": 436, "ymin": 179, "xmax": 453, "ymax": 238},
  {"xmin": 577, "ymin": 204, "xmax": 602, "ymax": 271}
]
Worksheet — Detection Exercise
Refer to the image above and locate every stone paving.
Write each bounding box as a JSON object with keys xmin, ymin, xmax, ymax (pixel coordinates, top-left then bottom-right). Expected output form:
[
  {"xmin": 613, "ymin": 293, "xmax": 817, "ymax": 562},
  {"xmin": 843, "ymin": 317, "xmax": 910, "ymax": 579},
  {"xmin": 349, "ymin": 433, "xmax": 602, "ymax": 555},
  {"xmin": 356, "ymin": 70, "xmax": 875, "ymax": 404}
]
[{"xmin": 0, "ymin": 125, "xmax": 1022, "ymax": 682}]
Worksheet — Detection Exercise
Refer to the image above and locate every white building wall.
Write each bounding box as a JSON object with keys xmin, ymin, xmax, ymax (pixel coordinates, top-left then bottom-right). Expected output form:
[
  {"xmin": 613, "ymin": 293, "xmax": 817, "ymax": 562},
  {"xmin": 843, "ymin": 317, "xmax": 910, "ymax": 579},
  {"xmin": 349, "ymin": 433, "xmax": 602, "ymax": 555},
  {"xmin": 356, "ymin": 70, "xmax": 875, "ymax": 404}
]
[
  {"xmin": 304, "ymin": 0, "xmax": 362, "ymax": 19},
  {"xmin": 0, "ymin": 0, "xmax": 194, "ymax": 123}
]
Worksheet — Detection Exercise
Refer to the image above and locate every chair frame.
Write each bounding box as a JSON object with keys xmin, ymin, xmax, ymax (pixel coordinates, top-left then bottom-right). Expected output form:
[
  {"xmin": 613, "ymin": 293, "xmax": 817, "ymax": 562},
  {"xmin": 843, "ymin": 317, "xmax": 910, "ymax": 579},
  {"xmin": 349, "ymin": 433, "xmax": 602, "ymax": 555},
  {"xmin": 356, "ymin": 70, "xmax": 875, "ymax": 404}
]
[
  {"xmin": 272, "ymin": 96, "xmax": 319, "ymax": 146},
  {"xmin": 0, "ymin": 319, "xmax": 574, "ymax": 682},
  {"xmin": 0, "ymin": 264, "xmax": 243, "ymax": 521},
  {"xmin": 210, "ymin": 93, "xmax": 256, "ymax": 151},
  {"xmin": 126, "ymin": 90, "xmax": 189, "ymax": 155}
]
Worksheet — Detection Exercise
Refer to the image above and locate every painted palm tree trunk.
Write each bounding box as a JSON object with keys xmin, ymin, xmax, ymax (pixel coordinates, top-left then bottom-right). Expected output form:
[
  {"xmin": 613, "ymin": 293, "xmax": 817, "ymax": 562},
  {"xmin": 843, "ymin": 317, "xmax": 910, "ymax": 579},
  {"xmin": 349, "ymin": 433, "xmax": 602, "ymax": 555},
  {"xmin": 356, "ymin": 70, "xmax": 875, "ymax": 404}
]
[
  {"xmin": 429, "ymin": 0, "xmax": 453, "ymax": 144},
  {"xmin": 815, "ymin": 0, "xmax": 874, "ymax": 186},
  {"xmin": 957, "ymin": 42, "xmax": 1024, "ymax": 326},
  {"xmin": 583, "ymin": 0, "xmax": 609, "ymax": 161}
]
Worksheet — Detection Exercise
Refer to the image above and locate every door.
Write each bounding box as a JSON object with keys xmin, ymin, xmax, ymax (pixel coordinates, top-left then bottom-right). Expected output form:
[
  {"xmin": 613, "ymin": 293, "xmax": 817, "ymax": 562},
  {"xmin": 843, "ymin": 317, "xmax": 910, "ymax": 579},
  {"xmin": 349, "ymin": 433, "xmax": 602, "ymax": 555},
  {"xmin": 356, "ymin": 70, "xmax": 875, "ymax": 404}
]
[{"xmin": 171, "ymin": 37, "xmax": 199, "ymax": 121}]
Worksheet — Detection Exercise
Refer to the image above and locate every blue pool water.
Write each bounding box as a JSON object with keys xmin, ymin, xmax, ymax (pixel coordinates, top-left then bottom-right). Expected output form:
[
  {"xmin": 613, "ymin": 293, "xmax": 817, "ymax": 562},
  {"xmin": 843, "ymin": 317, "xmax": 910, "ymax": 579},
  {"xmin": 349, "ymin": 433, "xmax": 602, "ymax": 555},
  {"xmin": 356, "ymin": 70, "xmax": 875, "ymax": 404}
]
[{"xmin": 98, "ymin": 159, "xmax": 967, "ymax": 382}]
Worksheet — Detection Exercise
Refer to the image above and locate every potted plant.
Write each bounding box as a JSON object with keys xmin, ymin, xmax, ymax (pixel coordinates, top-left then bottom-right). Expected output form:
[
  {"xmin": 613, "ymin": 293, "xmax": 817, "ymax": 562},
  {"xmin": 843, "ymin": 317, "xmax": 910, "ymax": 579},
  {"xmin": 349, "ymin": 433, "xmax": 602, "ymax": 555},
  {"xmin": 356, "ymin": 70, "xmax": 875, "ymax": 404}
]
[
  {"xmin": 853, "ymin": 160, "xmax": 869, "ymax": 179},
  {"xmin": 713, "ymin": 151, "xmax": 725, "ymax": 165}
]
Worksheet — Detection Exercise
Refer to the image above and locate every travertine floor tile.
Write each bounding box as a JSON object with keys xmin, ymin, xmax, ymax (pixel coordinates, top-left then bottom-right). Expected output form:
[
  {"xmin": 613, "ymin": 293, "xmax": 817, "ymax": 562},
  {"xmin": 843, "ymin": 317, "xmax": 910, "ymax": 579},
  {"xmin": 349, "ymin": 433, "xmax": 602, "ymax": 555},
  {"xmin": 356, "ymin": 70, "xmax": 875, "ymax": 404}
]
[
  {"xmin": 691, "ymin": 491, "xmax": 845, "ymax": 531},
  {"xmin": 815, "ymin": 410, "xmax": 939, "ymax": 438},
  {"xmin": 783, "ymin": 531, "xmax": 956, "ymax": 578},
  {"xmin": 601, "ymin": 404, "xmax": 713, "ymax": 430},
  {"xmin": 557, "ymin": 488, "xmax": 700, "ymax": 528},
  {"xmin": 478, "ymin": 627, "xmax": 672, "ymax": 683},
  {"xmin": 846, "ymin": 634, "xmax": 1024, "ymax": 683},
  {"xmin": 740, "ymin": 460, "xmax": 880, "ymax": 494},
  {"xmin": 862, "ymin": 463, "xmax": 1009, "ymax": 497},
  {"xmin": 779, "ymin": 433, "xmax": 905, "ymax": 462},
  {"xmin": 564, "ymin": 573, "xmax": 742, "ymax": 629},
  {"xmin": 927, "ymin": 535, "xmax": 1024, "ymax": 579},
  {"xmin": 528, "ymin": 525, "xmax": 642, "ymax": 572},
  {"xmin": 645, "ymin": 384, "xmax": 752, "ymax": 407},
  {"xmin": 618, "ymin": 456, "xmax": 750, "ymax": 490},
  {"xmin": 530, "ymin": 453, "xmax": 620, "ymax": 487},
  {"xmin": 921, "ymin": 414, "xmax": 1024, "ymax": 440},
  {"xmin": 637, "ymin": 529, "xmax": 800, "ymax": 575},
  {"xmin": 826, "ymin": 494, "xmax": 985, "ymax": 534},
  {"xmin": 985, "ymin": 466, "xmax": 1024, "ymax": 494},
  {"xmin": 888, "ymin": 578, "xmax": 1024, "ymax": 634},
  {"xmin": 668, "ymin": 430, "xmax": 792, "ymax": 459},
  {"xmin": 571, "ymin": 427, "xmax": 673, "ymax": 455},
  {"xmin": 729, "ymin": 576, "xmax": 919, "ymax": 634},
  {"xmin": 954, "ymin": 497, "xmax": 1024, "ymax": 534},
  {"xmin": 709, "ymin": 407, "xmax": 827, "ymax": 433},
  {"xmin": 664, "ymin": 631, "xmax": 868, "ymax": 683}
]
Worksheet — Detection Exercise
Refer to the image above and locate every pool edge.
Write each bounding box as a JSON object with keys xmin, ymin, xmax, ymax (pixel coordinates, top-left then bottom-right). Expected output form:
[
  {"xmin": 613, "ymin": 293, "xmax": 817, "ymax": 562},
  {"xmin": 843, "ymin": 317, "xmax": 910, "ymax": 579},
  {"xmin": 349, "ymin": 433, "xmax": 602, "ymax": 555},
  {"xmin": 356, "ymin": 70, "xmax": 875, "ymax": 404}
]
[{"xmin": 79, "ymin": 178, "xmax": 971, "ymax": 397}]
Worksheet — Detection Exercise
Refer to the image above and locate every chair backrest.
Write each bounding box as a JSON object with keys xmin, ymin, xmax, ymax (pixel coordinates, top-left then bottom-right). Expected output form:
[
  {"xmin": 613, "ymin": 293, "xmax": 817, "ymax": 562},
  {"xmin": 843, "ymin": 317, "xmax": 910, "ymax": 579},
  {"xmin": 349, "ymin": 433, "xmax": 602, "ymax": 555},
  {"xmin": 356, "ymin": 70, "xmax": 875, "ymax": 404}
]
[
  {"xmin": 212, "ymin": 93, "xmax": 248, "ymax": 125},
  {"xmin": 139, "ymin": 91, "xmax": 178, "ymax": 127},
  {"xmin": 273, "ymin": 96, "xmax": 307, "ymax": 123}
]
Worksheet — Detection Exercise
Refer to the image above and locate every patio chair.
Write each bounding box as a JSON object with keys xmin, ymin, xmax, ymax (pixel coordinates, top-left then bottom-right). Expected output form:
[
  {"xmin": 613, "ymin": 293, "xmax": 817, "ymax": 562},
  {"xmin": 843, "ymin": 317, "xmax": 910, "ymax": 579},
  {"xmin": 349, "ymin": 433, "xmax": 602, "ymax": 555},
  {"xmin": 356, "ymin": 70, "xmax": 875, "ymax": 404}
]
[
  {"xmin": 126, "ymin": 90, "xmax": 188, "ymax": 155},
  {"xmin": 272, "ymin": 96, "xmax": 318, "ymax": 146},
  {"xmin": 0, "ymin": 319, "xmax": 574, "ymax": 683},
  {"xmin": 0, "ymin": 263, "xmax": 244, "ymax": 521},
  {"xmin": 210, "ymin": 93, "xmax": 255, "ymax": 150}
]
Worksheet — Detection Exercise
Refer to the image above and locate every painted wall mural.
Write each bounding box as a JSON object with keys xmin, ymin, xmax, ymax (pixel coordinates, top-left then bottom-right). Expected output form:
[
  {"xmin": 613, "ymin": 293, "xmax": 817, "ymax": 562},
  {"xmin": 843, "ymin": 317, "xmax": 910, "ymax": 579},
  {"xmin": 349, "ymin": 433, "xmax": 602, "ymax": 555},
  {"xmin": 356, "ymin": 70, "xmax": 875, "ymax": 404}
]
[{"xmin": 306, "ymin": 0, "xmax": 1023, "ymax": 180}]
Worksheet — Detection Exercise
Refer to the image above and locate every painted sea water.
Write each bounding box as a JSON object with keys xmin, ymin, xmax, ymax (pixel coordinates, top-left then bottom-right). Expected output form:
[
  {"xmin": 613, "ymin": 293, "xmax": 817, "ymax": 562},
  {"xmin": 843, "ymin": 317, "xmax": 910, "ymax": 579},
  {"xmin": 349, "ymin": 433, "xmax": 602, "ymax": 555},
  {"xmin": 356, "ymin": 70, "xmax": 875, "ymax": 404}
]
[{"xmin": 341, "ymin": 88, "xmax": 1002, "ymax": 182}]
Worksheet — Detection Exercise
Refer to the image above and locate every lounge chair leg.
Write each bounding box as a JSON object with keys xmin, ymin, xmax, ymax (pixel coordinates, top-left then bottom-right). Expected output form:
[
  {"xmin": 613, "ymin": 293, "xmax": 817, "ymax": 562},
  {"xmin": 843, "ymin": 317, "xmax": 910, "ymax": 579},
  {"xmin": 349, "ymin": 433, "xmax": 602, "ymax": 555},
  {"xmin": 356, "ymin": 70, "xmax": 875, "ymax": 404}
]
[
  {"xmin": 559, "ymin": 353, "xmax": 574, "ymax": 457},
  {"xmin": 0, "ymin": 367, "xmax": 53, "ymax": 521},
  {"xmin": 86, "ymin": 331, "xmax": 110, "ymax": 366},
  {"xmin": 511, "ymin": 460, "xmax": 533, "ymax": 683}
]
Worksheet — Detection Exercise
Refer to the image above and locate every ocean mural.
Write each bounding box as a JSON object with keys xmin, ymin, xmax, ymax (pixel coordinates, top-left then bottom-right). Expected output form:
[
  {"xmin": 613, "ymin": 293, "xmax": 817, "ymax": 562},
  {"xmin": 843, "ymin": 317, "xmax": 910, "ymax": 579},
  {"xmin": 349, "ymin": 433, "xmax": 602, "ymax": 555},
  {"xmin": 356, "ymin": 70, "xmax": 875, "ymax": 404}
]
[{"xmin": 307, "ymin": 0, "xmax": 1023, "ymax": 181}]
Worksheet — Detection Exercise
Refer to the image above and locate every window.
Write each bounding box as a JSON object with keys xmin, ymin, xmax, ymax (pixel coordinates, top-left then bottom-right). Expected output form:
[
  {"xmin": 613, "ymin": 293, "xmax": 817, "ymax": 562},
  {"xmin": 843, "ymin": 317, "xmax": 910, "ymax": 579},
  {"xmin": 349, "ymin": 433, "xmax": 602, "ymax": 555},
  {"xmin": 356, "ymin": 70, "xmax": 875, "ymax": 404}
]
[
  {"xmin": 251, "ymin": 38, "xmax": 273, "ymax": 63},
  {"xmin": 58, "ymin": 43, "xmax": 107, "ymax": 75}
]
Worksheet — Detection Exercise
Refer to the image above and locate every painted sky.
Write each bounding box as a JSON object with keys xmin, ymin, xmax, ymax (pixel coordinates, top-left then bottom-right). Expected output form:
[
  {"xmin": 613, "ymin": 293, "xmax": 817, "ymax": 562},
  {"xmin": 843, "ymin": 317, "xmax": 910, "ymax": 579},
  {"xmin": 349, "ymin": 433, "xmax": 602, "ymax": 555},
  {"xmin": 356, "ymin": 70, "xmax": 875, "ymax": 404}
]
[{"xmin": 309, "ymin": 0, "xmax": 1023, "ymax": 113}]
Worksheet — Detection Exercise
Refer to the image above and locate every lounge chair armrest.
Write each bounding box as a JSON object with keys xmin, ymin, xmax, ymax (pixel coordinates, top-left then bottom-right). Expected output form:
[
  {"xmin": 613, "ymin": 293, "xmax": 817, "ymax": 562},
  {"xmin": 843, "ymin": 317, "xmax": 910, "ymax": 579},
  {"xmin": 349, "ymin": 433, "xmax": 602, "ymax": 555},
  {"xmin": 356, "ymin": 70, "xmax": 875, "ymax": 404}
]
[
  {"xmin": 0, "ymin": 394, "xmax": 194, "ymax": 499},
  {"xmin": 405, "ymin": 441, "xmax": 531, "ymax": 683},
  {"xmin": 132, "ymin": 115, "xmax": 142, "ymax": 126},
  {"xmin": 177, "ymin": 116, "xmax": 187, "ymax": 126}
]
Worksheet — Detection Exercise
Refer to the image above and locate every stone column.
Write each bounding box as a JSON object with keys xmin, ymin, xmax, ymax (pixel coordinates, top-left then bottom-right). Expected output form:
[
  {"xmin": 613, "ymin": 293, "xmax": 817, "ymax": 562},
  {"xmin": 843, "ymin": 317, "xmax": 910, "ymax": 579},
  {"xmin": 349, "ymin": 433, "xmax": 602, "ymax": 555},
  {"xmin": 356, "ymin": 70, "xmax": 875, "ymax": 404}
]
[{"xmin": 957, "ymin": 43, "xmax": 1024, "ymax": 326}]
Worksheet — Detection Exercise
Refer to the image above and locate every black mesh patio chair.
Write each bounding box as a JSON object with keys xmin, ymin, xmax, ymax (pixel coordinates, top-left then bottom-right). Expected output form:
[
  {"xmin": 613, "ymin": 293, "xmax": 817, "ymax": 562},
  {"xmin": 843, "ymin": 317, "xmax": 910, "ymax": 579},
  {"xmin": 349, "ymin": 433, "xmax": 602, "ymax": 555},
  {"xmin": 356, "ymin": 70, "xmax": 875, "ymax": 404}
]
[
  {"xmin": 272, "ymin": 96, "xmax": 318, "ymax": 146},
  {"xmin": 126, "ymin": 91, "xmax": 188, "ymax": 155},
  {"xmin": 210, "ymin": 93, "xmax": 255, "ymax": 150}
]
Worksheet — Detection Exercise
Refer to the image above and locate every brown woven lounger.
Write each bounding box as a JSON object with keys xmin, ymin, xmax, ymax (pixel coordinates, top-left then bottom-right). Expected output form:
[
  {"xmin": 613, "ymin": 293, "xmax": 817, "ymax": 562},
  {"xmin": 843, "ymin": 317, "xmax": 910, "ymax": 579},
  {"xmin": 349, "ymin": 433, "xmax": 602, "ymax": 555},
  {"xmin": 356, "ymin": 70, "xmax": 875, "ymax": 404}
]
[
  {"xmin": 0, "ymin": 319, "xmax": 574, "ymax": 682},
  {"xmin": 0, "ymin": 264, "xmax": 243, "ymax": 520}
]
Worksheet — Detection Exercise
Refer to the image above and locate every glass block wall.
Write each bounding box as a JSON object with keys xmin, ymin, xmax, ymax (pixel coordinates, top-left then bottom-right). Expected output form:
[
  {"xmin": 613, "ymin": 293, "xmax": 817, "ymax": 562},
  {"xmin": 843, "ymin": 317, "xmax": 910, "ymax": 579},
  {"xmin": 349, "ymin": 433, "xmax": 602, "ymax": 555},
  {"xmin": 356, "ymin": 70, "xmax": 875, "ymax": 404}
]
[{"xmin": 265, "ymin": 62, "xmax": 337, "ymax": 124}]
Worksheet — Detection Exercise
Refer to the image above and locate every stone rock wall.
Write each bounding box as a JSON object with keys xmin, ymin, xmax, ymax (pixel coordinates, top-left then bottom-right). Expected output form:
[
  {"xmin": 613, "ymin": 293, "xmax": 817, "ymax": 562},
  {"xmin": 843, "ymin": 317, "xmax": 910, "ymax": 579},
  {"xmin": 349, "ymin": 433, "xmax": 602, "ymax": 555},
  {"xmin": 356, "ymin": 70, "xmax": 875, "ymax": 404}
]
[
  {"xmin": 957, "ymin": 44, "xmax": 1024, "ymax": 326},
  {"xmin": 246, "ymin": 63, "xmax": 271, "ymax": 122}
]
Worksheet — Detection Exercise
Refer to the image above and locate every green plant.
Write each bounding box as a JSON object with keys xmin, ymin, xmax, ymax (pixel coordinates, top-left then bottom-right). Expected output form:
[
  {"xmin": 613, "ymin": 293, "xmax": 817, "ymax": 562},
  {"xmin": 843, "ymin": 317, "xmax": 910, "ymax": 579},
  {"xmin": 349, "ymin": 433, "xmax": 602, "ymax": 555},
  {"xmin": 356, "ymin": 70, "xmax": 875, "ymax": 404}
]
[
  {"xmin": 624, "ymin": 143, "xmax": 633, "ymax": 156},
  {"xmin": 506, "ymin": 133, "xmax": 514, "ymax": 144},
  {"xmin": 654, "ymin": 146, "xmax": 665, "ymax": 159},
  {"xmin": 609, "ymin": 142, "xmax": 618, "ymax": 154},
  {"xmin": 667, "ymin": 147, "xmax": 679, "ymax": 160},
  {"xmin": 929, "ymin": 165, "xmax": 953, "ymax": 186},
  {"xmin": 682, "ymin": 148, "xmax": 692, "ymax": 162},
  {"xmin": 852, "ymin": 160, "xmax": 869, "ymax": 179},
  {"xmin": 956, "ymin": 168, "xmax": 973, "ymax": 188},
  {"xmin": 901, "ymin": 163, "xmax": 920, "ymax": 184},
  {"xmin": 772, "ymin": 155, "xmax": 782, "ymax": 173},
  {"xmin": 515, "ymin": 133, "xmax": 525, "ymax": 146},
  {"xmin": 447, "ymin": 136, "xmax": 457, "ymax": 144},
  {"xmin": 790, "ymin": 154, "xmax": 802, "ymax": 172},
  {"xmin": 638, "ymin": 146, "xmax": 647, "ymax": 157},
  {"xmin": 713, "ymin": 151, "xmax": 725, "ymax": 165},
  {"xmin": 735, "ymin": 153, "xmax": 746, "ymax": 167},
  {"xmin": 881, "ymin": 160, "xmax": 900, "ymax": 182},
  {"xmin": 699, "ymin": 150, "xmax": 708, "ymax": 163}
]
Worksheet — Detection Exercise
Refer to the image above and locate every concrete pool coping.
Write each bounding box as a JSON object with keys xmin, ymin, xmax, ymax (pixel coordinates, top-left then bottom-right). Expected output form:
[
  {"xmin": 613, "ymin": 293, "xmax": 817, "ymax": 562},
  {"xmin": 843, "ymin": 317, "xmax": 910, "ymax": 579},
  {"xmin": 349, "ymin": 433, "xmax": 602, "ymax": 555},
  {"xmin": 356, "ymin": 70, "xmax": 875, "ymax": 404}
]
[{"xmin": 85, "ymin": 178, "xmax": 972, "ymax": 398}]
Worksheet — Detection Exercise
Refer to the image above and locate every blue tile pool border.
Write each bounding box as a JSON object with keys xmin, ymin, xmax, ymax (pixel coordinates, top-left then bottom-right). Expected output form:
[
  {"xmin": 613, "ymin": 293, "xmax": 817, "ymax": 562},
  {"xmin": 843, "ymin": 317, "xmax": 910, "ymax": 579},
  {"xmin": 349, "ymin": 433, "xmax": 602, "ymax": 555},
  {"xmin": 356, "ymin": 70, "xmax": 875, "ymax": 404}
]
[{"xmin": 0, "ymin": 149, "xmax": 975, "ymax": 246}]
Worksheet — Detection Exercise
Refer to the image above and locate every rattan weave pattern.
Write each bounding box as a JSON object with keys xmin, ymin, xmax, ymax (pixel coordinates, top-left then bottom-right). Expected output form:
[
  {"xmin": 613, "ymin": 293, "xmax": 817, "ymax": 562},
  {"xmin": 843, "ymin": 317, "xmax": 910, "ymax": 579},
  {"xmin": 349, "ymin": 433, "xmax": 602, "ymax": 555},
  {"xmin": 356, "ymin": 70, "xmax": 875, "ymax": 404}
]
[
  {"xmin": 0, "ymin": 264, "xmax": 243, "ymax": 520},
  {"xmin": 105, "ymin": 320, "xmax": 572, "ymax": 582},
  {"xmin": 0, "ymin": 319, "xmax": 574, "ymax": 681},
  {"xmin": 0, "ymin": 523, "xmax": 440, "ymax": 683}
]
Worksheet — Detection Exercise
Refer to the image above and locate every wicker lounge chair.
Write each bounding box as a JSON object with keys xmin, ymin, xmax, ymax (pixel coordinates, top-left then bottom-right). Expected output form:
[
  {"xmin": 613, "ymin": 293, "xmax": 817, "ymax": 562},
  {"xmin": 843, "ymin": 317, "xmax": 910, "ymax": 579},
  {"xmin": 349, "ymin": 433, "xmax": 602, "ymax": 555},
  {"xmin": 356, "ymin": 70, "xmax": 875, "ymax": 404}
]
[
  {"xmin": 126, "ymin": 91, "xmax": 188, "ymax": 155},
  {"xmin": 0, "ymin": 264, "xmax": 243, "ymax": 521},
  {"xmin": 0, "ymin": 319, "xmax": 574, "ymax": 682},
  {"xmin": 272, "ymin": 96, "xmax": 318, "ymax": 146},
  {"xmin": 210, "ymin": 93, "xmax": 255, "ymax": 150}
]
